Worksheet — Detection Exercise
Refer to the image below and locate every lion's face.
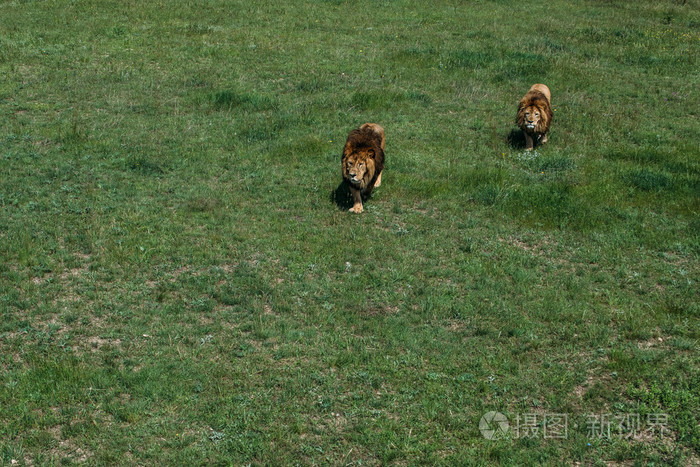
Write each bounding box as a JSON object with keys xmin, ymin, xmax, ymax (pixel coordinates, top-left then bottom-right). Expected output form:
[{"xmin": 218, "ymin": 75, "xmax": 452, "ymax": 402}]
[
  {"xmin": 517, "ymin": 90, "xmax": 552, "ymax": 137},
  {"xmin": 343, "ymin": 150, "xmax": 376, "ymax": 188},
  {"xmin": 521, "ymin": 105, "xmax": 542, "ymax": 131}
]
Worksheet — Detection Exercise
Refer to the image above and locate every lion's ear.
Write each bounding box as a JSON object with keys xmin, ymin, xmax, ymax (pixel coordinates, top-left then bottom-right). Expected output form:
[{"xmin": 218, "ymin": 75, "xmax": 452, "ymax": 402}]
[{"xmin": 367, "ymin": 148, "xmax": 375, "ymax": 159}]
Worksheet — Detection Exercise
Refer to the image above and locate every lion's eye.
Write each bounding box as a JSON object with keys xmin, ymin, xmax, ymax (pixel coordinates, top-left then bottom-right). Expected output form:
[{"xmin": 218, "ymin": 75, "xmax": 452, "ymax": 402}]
[{"xmin": 535, "ymin": 113, "xmax": 540, "ymax": 117}]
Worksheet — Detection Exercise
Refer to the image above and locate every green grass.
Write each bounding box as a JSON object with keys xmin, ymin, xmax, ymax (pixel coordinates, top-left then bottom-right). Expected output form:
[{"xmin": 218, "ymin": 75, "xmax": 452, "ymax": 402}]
[{"xmin": 1, "ymin": 0, "xmax": 699, "ymax": 464}]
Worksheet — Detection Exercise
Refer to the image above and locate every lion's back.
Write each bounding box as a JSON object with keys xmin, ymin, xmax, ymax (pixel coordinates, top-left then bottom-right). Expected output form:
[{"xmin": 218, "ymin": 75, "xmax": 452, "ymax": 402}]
[
  {"xmin": 359, "ymin": 123, "xmax": 386, "ymax": 150},
  {"xmin": 345, "ymin": 125, "xmax": 384, "ymax": 153},
  {"xmin": 528, "ymin": 84, "xmax": 551, "ymax": 105}
]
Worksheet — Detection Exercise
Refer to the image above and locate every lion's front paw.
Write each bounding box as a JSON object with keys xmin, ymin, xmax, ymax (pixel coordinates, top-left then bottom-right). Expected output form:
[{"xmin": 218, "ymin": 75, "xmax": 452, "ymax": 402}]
[{"xmin": 349, "ymin": 204, "xmax": 364, "ymax": 214}]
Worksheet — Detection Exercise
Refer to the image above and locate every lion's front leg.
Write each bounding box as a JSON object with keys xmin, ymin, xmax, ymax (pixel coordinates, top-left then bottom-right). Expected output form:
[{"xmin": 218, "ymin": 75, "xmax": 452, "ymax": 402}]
[
  {"xmin": 524, "ymin": 133, "xmax": 534, "ymax": 150},
  {"xmin": 374, "ymin": 170, "xmax": 382, "ymax": 188},
  {"xmin": 349, "ymin": 186, "xmax": 363, "ymax": 213}
]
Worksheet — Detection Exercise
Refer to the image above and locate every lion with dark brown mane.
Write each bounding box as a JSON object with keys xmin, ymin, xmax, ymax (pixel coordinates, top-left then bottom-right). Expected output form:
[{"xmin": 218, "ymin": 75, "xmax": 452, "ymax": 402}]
[
  {"xmin": 516, "ymin": 84, "xmax": 553, "ymax": 150},
  {"xmin": 341, "ymin": 123, "xmax": 385, "ymax": 213}
]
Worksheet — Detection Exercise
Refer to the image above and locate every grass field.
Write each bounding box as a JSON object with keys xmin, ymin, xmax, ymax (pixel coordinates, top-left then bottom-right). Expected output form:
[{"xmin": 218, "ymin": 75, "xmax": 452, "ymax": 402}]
[{"xmin": 1, "ymin": 0, "xmax": 699, "ymax": 464}]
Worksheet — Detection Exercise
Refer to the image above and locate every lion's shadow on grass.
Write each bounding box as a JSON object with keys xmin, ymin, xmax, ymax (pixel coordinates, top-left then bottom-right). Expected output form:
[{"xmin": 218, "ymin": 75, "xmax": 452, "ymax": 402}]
[
  {"xmin": 331, "ymin": 181, "xmax": 354, "ymax": 211},
  {"xmin": 506, "ymin": 128, "xmax": 527, "ymax": 150}
]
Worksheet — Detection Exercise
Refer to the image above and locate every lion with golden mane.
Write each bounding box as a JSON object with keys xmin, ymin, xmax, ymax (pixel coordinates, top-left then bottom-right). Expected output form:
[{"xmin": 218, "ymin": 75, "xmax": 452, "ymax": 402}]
[
  {"xmin": 341, "ymin": 123, "xmax": 385, "ymax": 213},
  {"xmin": 516, "ymin": 84, "xmax": 553, "ymax": 150}
]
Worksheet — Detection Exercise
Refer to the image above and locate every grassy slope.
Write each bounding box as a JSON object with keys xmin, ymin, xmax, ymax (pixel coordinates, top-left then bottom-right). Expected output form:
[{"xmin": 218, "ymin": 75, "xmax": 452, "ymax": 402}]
[{"xmin": 0, "ymin": 0, "xmax": 698, "ymax": 464}]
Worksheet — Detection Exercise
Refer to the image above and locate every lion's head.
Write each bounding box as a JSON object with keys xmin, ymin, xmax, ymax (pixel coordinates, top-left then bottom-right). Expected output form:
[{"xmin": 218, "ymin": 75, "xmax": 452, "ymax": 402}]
[
  {"xmin": 342, "ymin": 148, "xmax": 377, "ymax": 190},
  {"xmin": 520, "ymin": 105, "xmax": 543, "ymax": 131},
  {"xmin": 516, "ymin": 92, "xmax": 552, "ymax": 136}
]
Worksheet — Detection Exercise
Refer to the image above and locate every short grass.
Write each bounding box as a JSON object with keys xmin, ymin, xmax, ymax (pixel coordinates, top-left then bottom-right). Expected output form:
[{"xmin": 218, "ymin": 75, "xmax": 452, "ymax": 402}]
[{"xmin": 1, "ymin": 0, "xmax": 699, "ymax": 464}]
